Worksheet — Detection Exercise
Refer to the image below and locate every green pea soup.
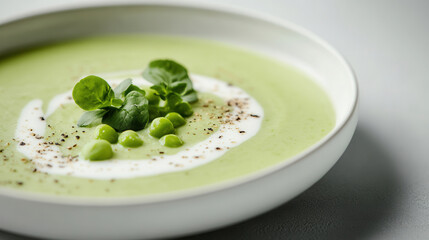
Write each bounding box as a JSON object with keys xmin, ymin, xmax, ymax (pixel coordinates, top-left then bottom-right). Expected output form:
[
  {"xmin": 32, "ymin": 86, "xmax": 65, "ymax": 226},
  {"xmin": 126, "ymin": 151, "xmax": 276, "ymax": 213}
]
[{"xmin": 0, "ymin": 35, "xmax": 335, "ymax": 197}]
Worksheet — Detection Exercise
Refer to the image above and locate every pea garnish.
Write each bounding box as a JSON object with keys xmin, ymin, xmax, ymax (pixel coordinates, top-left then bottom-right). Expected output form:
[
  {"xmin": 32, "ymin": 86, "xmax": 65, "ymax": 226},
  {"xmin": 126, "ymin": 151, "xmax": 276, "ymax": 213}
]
[
  {"xmin": 81, "ymin": 140, "xmax": 113, "ymax": 161},
  {"xmin": 159, "ymin": 134, "xmax": 184, "ymax": 148},
  {"xmin": 94, "ymin": 124, "xmax": 118, "ymax": 144},
  {"xmin": 165, "ymin": 112, "xmax": 186, "ymax": 128},
  {"xmin": 149, "ymin": 117, "xmax": 175, "ymax": 138},
  {"xmin": 72, "ymin": 60, "xmax": 202, "ymax": 161},
  {"xmin": 118, "ymin": 130, "xmax": 143, "ymax": 148}
]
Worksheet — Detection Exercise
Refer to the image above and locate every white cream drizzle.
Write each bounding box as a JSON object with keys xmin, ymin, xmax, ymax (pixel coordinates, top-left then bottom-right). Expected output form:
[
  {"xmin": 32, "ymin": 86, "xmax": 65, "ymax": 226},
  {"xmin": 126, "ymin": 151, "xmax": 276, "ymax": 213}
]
[{"xmin": 15, "ymin": 72, "xmax": 263, "ymax": 179}]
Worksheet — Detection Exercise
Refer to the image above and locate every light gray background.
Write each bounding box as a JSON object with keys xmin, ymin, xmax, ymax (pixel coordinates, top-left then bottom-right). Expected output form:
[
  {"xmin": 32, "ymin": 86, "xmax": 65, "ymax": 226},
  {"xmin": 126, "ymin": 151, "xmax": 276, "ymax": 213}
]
[{"xmin": 1, "ymin": 0, "xmax": 428, "ymax": 239}]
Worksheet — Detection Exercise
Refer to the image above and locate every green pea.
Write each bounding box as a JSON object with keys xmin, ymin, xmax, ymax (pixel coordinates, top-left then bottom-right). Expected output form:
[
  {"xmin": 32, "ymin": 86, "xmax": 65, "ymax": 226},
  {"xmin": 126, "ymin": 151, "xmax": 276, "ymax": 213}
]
[
  {"xmin": 159, "ymin": 134, "xmax": 184, "ymax": 148},
  {"xmin": 144, "ymin": 88, "xmax": 161, "ymax": 105},
  {"xmin": 118, "ymin": 130, "xmax": 143, "ymax": 148},
  {"xmin": 149, "ymin": 117, "xmax": 175, "ymax": 138},
  {"xmin": 175, "ymin": 102, "xmax": 193, "ymax": 117},
  {"xmin": 81, "ymin": 140, "xmax": 113, "ymax": 161},
  {"xmin": 94, "ymin": 124, "xmax": 118, "ymax": 143},
  {"xmin": 165, "ymin": 112, "xmax": 186, "ymax": 128}
]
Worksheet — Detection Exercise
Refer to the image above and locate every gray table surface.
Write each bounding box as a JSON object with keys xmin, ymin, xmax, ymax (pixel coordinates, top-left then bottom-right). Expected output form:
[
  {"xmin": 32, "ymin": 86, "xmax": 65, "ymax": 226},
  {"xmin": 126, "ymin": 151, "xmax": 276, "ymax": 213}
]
[{"xmin": 1, "ymin": 0, "xmax": 428, "ymax": 239}]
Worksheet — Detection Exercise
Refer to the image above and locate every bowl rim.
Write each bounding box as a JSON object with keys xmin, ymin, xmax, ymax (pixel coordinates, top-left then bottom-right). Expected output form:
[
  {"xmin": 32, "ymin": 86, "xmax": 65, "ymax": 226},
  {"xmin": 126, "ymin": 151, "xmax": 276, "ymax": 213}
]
[{"xmin": 0, "ymin": 0, "xmax": 358, "ymax": 206}]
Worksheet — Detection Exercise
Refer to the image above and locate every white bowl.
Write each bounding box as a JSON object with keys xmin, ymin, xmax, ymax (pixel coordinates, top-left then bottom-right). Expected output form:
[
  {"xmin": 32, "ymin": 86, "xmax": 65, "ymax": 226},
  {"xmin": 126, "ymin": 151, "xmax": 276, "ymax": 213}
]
[{"xmin": 0, "ymin": 2, "xmax": 358, "ymax": 239}]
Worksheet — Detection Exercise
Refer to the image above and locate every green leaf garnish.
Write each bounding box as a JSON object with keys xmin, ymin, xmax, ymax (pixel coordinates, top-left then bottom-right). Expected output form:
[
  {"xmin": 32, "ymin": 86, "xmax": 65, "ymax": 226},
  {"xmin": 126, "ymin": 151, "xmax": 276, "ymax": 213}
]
[
  {"xmin": 143, "ymin": 59, "xmax": 198, "ymax": 103},
  {"xmin": 72, "ymin": 75, "xmax": 115, "ymax": 111},
  {"xmin": 124, "ymin": 84, "xmax": 145, "ymax": 97},
  {"xmin": 72, "ymin": 59, "xmax": 198, "ymax": 133},
  {"xmin": 77, "ymin": 109, "xmax": 108, "ymax": 127},
  {"xmin": 113, "ymin": 79, "xmax": 146, "ymax": 98},
  {"xmin": 102, "ymin": 91, "xmax": 149, "ymax": 132},
  {"xmin": 181, "ymin": 90, "xmax": 198, "ymax": 103},
  {"xmin": 113, "ymin": 78, "xmax": 132, "ymax": 98}
]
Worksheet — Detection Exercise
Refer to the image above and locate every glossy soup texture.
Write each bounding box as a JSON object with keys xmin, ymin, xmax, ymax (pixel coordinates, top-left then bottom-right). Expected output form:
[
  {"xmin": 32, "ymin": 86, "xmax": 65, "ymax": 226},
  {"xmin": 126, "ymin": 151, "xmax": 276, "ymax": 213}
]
[{"xmin": 0, "ymin": 35, "xmax": 335, "ymax": 197}]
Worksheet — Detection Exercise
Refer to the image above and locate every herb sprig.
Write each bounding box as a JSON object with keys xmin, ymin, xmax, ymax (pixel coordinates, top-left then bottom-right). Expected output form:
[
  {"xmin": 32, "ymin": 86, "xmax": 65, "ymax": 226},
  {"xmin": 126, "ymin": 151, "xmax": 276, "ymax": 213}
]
[
  {"xmin": 143, "ymin": 59, "xmax": 198, "ymax": 103},
  {"xmin": 73, "ymin": 59, "xmax": 198, "ymax": 132}
]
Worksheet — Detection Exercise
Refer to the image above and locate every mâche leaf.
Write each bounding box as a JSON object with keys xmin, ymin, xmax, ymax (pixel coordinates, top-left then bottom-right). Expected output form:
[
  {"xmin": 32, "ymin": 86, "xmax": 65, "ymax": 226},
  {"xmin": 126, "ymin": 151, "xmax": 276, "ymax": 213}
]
[
  {"xmin": 124, "ymin": 84, "xmax": 145, "ymax": 97},
  {"xmin": 149, "ymin": 85, "xmax": 168, "ymax": 100},
  {"xmin": 165, "ymin": 92, "xmax": 183, "ymax": 109},
  {"xmin": 143, "ymin": 60, "xmax": 198, "ymax": 103},
  {"xmin": 77, "ymin": 110, "xmax": 108, "ymax": 127},
  {"xmin": 113, "ymin": 78, "xmax": 132, "ymax": 98},
  {"xmin": 143, "ymin": 60, "xmax": 188, "ymax": 86},
  {"xmin": 110, "ymin": 98, "xmax": 124, "ymax": 108},
  {"xmin": 102, "ymin": 91, "xmax": 149, "ymax": 132},
  {"xmin": 72, "ymin": 75, "xmax": 115, "ymax": 111},
  {"xmin": 181, "ymin": 90, "xmax": 198, "ymax": 103},
  {"xmin": 114, "ymin": 79, "xmax": 146, "ymax": 98}
]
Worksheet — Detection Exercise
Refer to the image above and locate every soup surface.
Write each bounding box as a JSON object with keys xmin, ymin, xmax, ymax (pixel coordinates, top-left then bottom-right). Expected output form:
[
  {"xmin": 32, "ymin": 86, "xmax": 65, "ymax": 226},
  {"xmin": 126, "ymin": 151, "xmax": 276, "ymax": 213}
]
[{"xmin": 0, "ymin": 35, "xmax": 335, "ymax": 197}]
